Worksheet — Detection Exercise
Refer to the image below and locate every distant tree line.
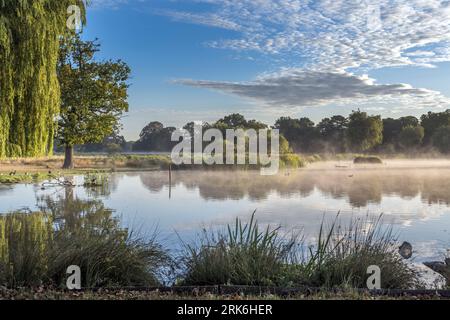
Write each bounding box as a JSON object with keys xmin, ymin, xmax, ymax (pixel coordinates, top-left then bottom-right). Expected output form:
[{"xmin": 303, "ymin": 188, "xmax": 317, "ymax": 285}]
[
  {"xmin": 132, "ymin": 114, "xmax": 269, "ymax": 152},
  {"xmin": 273, "ymin": 109, "xmax": 450, "ymax": 154},
  {"xmin": 72, "ymin": 110, "xmax": 450, "ymax": 155}
]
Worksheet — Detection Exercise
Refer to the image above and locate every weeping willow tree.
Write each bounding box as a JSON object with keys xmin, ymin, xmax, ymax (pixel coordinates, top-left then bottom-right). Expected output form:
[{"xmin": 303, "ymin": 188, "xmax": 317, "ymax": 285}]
[
  {"xmin": 0, "ymin": 212, "xmax": 54, "ymax": 287},
  {"xmin": 0, "ymin": 0, "xmax": 87, "ymax": 158}
]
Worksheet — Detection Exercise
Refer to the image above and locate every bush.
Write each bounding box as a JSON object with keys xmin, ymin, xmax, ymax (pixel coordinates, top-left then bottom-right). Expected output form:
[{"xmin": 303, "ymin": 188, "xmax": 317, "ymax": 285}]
[
  {"xmin": 302, "ymin": 215, "xmax": 418, "ymax": 289},
  {"xmin": 353, "ymin": 156, "xmax": 383, "ymax": 164}
]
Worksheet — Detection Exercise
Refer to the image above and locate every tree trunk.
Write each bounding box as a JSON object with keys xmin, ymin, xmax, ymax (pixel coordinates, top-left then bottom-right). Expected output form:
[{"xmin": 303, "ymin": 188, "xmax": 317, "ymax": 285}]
[{"xmin": 62, "ymin": 145, "xmax": 74, "ymax": 169}]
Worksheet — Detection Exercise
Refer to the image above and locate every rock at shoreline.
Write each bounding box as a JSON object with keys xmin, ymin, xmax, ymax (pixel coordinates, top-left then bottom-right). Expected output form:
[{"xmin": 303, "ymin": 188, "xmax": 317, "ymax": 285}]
[
  {"xmin": 423, "ymin": 261, "xmax": 450, "ymax": 286},
  {"xmin": 406, "ymin": 262, "xmax": 447, "ymax": 289}
]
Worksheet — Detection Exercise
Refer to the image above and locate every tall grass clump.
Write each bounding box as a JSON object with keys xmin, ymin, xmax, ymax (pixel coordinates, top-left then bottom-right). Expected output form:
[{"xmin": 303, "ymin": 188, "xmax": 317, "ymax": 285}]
[
  {"xmin": 301, "ymin": 215, "xmax": 418, "ymax": 289},
  {"xmin": 0, "ymin": 198, "xmax": 171, "ymax": 289},
  {"xmin": 0, "ymin": 212, "xmax": 53, "ymax": 287},
  {"xmin": 180, "ymin": 213, "xmax": 418, "ymax": 290},
  {"xmin": 181, "ymin": 213, "xmax": 299, "ymax": 286}
]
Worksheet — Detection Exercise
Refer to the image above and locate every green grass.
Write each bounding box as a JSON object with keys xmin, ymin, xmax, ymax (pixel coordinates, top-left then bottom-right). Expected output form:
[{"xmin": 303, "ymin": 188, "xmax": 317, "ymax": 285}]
[
  {"xmin": 0, "ymin": 172, "xmax": 53, "ymax": 184},
  {"xmin": 0, "ymin": 199, "xmax": 170, "ymax": 288},
  {"xmin": 298, "ymin": 215, "xmax": 417, "ymax": 289},
  {"xmin": 180, "ymin": 213, "xmax": 418, "ymax": 290},
  {"xmin": 180, "ymin": 212, "xmax": 299, "ymax": 286}
]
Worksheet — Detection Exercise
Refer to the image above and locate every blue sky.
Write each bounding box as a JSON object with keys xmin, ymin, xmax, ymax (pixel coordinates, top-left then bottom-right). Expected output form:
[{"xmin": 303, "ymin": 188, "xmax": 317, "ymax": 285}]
[{"xmin": 83, "ymin": 0, "xmax": 450, "ymax": 140}]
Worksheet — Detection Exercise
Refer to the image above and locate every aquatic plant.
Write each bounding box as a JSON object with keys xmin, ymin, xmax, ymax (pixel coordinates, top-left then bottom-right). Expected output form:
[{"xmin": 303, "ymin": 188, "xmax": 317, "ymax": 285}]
[
  {"xmin": 181, "ymin": 212, "xmax": 299, "ymax": 286},
  {"xmin": 0, "ymin": 198, "xmax": 170, "ymax": 288},
  {"xmin": 180, "ymin": 214, "xmax": 418, "ymax": 289},
  {"xmin": 0, "ymin": 212, "xmax": 53, "ymax": 287},
  {"xmin": 301, "ymin": 215, "xmax": 418, "ymax": 289}
]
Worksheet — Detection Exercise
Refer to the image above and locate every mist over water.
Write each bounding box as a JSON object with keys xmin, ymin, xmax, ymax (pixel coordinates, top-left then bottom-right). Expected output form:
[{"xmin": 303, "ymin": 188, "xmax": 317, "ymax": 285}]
[{"xmin": 1, "ymin": 159, "xmax": 449, "ymax": 262}]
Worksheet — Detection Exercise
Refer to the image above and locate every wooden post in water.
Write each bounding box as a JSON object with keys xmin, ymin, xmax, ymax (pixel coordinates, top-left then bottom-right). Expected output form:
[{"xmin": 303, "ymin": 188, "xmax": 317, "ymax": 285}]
[{"xmin": 169, "ymin": 164, "xmax": 172, "ymax": 199}]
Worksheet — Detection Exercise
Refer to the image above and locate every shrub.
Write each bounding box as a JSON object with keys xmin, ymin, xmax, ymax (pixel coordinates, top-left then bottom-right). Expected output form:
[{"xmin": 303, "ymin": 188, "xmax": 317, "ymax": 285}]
[
  {"xmin": 181, "ymin": 213, "xmax": 299, "ymax": 286},
  {"xmin": 302, "ymin": 215, "xmax": 418, "ymax": 289},
  {"xmin": 353, "ymin": 156, "xmax": 383, "ymax": 164}
]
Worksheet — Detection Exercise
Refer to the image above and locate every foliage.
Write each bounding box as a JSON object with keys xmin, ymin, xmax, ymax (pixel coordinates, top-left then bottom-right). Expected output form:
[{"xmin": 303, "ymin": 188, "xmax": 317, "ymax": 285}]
[
  {"xmin": 133, "ymin": 122, "xmax": 177, "ymax": 152},
  {"xmin": 57, "ymin": 33, "xmax": 130, "ymax": 168},
  {"xmin": 0, "ymin": 212, "xmax": 53, "ymax": 287},
  {"xmin": 181, "ymin": 212, "xmax": 299, "ymax": 286},
  {"xmin": 274, "ymin": 117, "xmax": 320, "ymax": 152},
  {"xmin": 181, "ymin": 213, "xmax": 418, "ymax": 290},
  {"xmin": 0, "ymin": 197, "xmax": 170, "ymax": 288},
  {"xmin": 353, "ymin": 156, "xmax": 383, "ymax": 164},
  {"xmin": 432, "ymin": 126, "xmax": 450, "ymax": 153},
  {"xmin": 398, "ymin": 126, "xmax": 424, "ymax": 150},
  {"xmin": 0, "ymin": 173, "xmax": 53, "ymax": 184},
  {"xmin": 347, "ymin": 110, "xmax": 383, "ymax": 152},
  {"xmin": 421, "ymin": 110, "xmax": 450, "ymax": 144},
  {"xmin": 300, "ymin": 215, "xmax": 418, "ymax": 289},
  {"xmin": 317, "ymin": 116, "xmax": 349, "ymax": 152},
  {"xmin": 0, "ymin": 0, "xmax": 87, "ymax": 158}
]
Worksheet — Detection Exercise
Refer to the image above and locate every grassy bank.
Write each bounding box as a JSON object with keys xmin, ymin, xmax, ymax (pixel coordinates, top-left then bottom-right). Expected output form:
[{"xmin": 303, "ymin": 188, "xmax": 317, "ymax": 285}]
[
  {"xmin": 1, "ymin": 288, "xmax": 448, "ymax": 300},
  {"xmin": 0, "ymin": 204, "xmax": 443, "ymax": 292},
  {"xmin": 0, "ymin": 153, "xmax": 304, "ymax": 175},
  {"xmin": 180, "ymin": 213, "xmax": 418, "ymax": 290},
  {"xmin": 0, "ymin": 199, "xmax": 170, "ymax": 288},
  {"xmin": 0, "ymin": 172, "xmax": 53, "ymax": 184},
  {"xmin": 0, "ymin": 155, "xmax": 173, "ymax": 173}
]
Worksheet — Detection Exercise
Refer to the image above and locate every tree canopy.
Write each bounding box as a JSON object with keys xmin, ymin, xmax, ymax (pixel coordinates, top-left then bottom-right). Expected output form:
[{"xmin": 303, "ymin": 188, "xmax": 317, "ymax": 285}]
[
  {"xmin": 133, "ymin": 122, "xmax": 177, "ymax": 152},
  {"xmin": 0, "ymin": 0, "xmax": 87, "ymax": 158},
  {"xmin": 57, "ymin": 34, "xmax": 130, "ymax": 168},
  {"xmin": 347, "ymin": 110, "xmax": 383, "ymax": 152}
]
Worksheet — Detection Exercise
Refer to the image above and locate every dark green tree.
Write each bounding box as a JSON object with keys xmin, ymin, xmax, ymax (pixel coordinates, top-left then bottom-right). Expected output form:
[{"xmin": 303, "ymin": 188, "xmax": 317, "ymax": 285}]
[
  {"xmin": 57, "ymin": 34, "xmax": 130, "ymax": 168},
  {"xmin": 432, "ymin": 126, "xmax": 450, "ymax": 153},
  {"xmin": 347, "ymin": 110, "xmax": 383, "ymax": 152},
  {"xmin": 274, "ymin": 117, "xmax": 319, "ymax": 152},
  {"xmin": 420, "ymin": 110, "xmax": 450, "ymax": 144},
  {"xmin": 133, "ymin": 122, "xmax": 176, "ymax": 152},
  {"xmin": 215, "ymin": 114, "xmax": 248, "ymax": 128},
  {"xmin": 317, "ymin": 115, "xmax": 348, "ymax": 152},
  {"xmin": 382, "ymin": 118, "xmax": 403, "ymax": 145},
  {"xmin": 398, "ymin": 125, "xmax": 424, "ymax": 150},
  {"xmin": 399, "ymin": 116, "xmax": 419, "ymax": 128}
]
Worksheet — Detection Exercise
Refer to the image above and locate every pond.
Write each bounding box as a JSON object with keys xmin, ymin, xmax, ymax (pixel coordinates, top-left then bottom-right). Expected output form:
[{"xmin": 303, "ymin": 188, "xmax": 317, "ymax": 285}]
[{"xmin": 1, "ymin": 160, "xmax": 449, "ymax": 262}]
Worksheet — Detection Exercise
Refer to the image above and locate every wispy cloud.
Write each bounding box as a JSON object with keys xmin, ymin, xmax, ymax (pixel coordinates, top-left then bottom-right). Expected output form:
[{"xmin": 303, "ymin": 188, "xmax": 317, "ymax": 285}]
[
  {"xmin": 89, "ymin": 0, "xmax": 130, "ymax": 9},
  {"xmin": 163, "ymin": 0, "xmax": 450, "ymax": 110},
  {"xmin": 166, "ymin": 0, "xmax": 450, "ymax": 70},
  {"xmin": 154, "ymin": 9, "xmax": 242, "ymax": 31}
]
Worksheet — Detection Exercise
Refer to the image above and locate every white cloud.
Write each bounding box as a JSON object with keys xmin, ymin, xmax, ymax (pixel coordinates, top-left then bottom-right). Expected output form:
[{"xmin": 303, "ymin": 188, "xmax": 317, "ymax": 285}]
[
  {"xmin": 161, "ymin": 0, "xmax": 450, "ymax": 110},
  {"xmin": 175, "ymin": 70, "xmax": 449, "ymax": 109}
]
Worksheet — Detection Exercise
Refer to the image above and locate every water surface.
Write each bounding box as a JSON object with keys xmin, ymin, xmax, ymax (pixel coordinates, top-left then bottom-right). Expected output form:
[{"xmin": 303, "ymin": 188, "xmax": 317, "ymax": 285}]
[{"xmin": 1, "ymin": 160, "xmax": 449, "ymax": 262}]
